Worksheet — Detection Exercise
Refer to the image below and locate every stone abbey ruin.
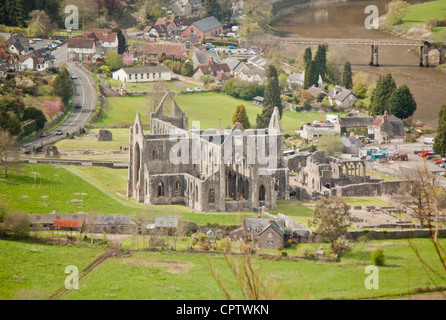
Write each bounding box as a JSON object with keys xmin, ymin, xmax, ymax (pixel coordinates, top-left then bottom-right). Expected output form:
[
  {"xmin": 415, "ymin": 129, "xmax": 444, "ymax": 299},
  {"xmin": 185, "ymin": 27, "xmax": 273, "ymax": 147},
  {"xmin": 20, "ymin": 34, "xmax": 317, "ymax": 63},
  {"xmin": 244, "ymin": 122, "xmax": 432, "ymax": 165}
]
[{"xmin": 127, "ymin": 94, "xmax": 410, "ymax": 212}]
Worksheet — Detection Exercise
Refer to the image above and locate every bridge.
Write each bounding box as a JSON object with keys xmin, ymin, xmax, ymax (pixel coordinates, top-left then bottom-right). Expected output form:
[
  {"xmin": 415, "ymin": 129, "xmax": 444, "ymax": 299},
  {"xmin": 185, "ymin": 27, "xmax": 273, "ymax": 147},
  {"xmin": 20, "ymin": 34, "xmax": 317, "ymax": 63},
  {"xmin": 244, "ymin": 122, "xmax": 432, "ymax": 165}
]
[{"xmin": 244, "ymin": 37, "xmax": 446, "ymax": 67}]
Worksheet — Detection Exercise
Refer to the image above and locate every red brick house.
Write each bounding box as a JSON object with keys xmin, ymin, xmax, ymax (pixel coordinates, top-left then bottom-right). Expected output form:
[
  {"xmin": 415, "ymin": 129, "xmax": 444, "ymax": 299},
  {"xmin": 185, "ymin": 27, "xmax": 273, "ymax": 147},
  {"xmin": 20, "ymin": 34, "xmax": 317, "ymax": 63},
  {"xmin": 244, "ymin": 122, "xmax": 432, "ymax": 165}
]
[{"xmin": 181, "ymin": 16, "xmax": 223, "ymax": 39}]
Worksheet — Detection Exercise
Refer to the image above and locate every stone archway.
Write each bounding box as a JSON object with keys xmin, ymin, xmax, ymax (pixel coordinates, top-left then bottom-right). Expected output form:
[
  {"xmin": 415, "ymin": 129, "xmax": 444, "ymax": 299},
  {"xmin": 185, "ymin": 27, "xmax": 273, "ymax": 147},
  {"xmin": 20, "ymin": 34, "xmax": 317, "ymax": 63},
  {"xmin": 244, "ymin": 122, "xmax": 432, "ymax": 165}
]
[{"xmin": 420, "ymin": 42, "xmax": 446, "ymax": 67}]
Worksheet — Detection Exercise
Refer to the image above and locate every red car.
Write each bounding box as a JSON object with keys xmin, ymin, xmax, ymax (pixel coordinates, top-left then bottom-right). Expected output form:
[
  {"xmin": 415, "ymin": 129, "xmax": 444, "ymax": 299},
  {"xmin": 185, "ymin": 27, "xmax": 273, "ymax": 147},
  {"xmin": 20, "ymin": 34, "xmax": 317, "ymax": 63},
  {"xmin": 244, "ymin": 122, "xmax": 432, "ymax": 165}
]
[
  {"xmin": 418, "ymin": 151, "xmax": 433, "ymax": 157},
  {"xmin": 435, "ymin": 159, "xmax": 446, "ymax": 165},
  {"xmin": 39, "ymin": 133, "xmax": 47, "ymax": 138}
]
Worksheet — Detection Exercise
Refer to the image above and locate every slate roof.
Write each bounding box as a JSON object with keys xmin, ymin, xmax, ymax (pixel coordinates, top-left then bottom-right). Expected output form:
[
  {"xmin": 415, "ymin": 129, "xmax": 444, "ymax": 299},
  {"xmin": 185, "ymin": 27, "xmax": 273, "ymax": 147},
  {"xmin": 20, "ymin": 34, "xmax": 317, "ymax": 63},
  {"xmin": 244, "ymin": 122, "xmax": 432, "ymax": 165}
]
[
  {"xmin": 192, "ymin": 16, "xmax": 222, "ymax": 32},
  {"xmin": 86, "ymin": 214, "xmax": 137, "ymax": 225},
  {"xmin": 338, "ymin": 115, "xmax": 374, "ymax": 128},
  {"xmin": 288, "ymin": 72, "xmax": 304, "ymax": 83},
  {"xmin": 119, "ymin": 65, "xmax": 171, "ymax": 74},
  {"xmin": 243, "ymin": 217, "xmax": 285, "ymax": 234},
  {"xmin": 372, "ymin": 113, "xmax": 405, "ymax": 137},
  {"xmin": 193, "ymin": 51, "xmax": 221, "ymax": 64},
  {"xmin": 328, "ymin": 86, "xmax": 356, "ymax": 103},
  {"xmin": 222, "ymin": 58, "xmax": 245, "ymax": 72}
]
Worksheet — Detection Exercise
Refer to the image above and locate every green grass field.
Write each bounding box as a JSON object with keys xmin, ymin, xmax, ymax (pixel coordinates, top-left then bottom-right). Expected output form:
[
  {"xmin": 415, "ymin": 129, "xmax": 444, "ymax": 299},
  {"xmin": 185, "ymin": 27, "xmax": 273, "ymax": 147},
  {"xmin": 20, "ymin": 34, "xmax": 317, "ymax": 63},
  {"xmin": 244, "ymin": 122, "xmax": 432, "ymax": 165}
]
[
  {"xmin": 95, "ymin": 92, "xmax": 342, "ymax": 134},
  {"xmin": 0, "ymin": 164, "xmax": 254, "ymax": 225},
  {"xmin": 401, "ymin": 0, "xmax": 446, "ymax": 40},
  {"xmin": 1, "ymin": 238, "xmax": 444, "ymax": 300}
]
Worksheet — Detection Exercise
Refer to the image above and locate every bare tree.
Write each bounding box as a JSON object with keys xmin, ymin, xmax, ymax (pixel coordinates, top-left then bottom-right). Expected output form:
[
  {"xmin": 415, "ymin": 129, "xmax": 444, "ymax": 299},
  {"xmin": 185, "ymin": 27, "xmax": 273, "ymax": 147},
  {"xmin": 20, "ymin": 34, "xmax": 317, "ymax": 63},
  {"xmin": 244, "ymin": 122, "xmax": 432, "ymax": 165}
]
[{"xmin": 0, "ymin": 130, "xmax": 19, "ymax": 179}]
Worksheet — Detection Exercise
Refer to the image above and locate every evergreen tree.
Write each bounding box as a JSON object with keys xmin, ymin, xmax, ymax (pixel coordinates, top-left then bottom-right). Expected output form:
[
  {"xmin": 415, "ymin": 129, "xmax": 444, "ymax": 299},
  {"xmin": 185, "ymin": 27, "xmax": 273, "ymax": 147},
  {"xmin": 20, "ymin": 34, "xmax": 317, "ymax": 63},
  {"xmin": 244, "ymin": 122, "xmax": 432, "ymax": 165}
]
[
  {"xmin": 314, "ymin": 44, "xmax": 327, "ymax": 81},
  {"xmin": 256, "ymin": 65, "xmax": 282, "ymax": 128},
  {"xmin": 434, "ymin": 105, "xmax": 446, "ymax": 156},
  {"xmin": 0, "ymin": 112, "xmax": 21, "ymax": 136},
  {"xmin": 387, "ymin": 84, "xmax": 417, "ymax": 119},
  {"xmin": 303, "ymin": 47, "xmax": 312, "ymax": 70},
  {"xmin": 370, "ymin": 73, "xmax": 397, "ymax": 115},
  {"xmin": 53, "ymin": 67, "xmax": 73, "ymax": 107},
  {"xmin": 204, "ymin": 0, "xmax": 223, "ymax": 21},
  {"xmin": 304, "ymin": 60, "xmax": 319, "ymax": 89},
  {"xmin": 112, "ymin": 28, "xmax": 126, "ymax": 54},
  {"xmin": 341, "ymin": 61, "xmax": 353, "ymax": 89},
  {"xmin": 232, "ymin": 104, "xmax": 250, "ymax": 129},
  {"xmin": 22, "ymin": 107, "xmax": 47, "ymax": 130}
]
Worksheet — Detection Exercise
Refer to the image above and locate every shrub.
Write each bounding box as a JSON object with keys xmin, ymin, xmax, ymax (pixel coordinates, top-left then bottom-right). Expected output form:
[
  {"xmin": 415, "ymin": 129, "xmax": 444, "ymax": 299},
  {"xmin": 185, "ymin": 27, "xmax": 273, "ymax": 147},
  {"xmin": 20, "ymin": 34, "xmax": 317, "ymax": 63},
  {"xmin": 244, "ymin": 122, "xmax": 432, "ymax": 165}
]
[{"xmin": 371, "ymin": 248, "xmax": 385, "ymax": 266}]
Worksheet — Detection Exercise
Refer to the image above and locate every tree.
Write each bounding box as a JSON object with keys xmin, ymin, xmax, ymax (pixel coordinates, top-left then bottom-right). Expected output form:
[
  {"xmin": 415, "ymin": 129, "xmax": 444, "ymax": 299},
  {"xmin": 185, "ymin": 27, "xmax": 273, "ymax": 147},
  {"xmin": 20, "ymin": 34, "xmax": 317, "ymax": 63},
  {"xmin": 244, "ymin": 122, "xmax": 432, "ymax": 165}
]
[
  {"xmin": 112, "ymin": 27, "xmax": 126, "ymax": 54},
  {"xmin": 0, "ymin": 112, "xmax": 21, "ymax": 136},
  {"xmin": 434, "ymin": 105, "xmax": 446, "ymax": 155},
  {"xmin": 387, "ymin": 84, "xmax": 417, "ymax": 119},
  {"xmin": 0, "ymin": 130, "xmax": 19, "ymax": 178},
  {"xmin": 304, "ymin": 60, "xmax": 319, "ymax": 89},
  {"xmin": 43, "ymin": 100, "xmax": 64, "ymax": 121},
  {"xmin": 53, "ymin": 67, "xmax": 73, "ymax": 106},
  {"xmin": 309, "ymin": 196, "xmax": 351, "ymax": 250},
  {"xmin": 181, "ymin": 62, "xmax": 194, "ymax": 77},
  {"xmin": 204, "ymin": 0, "xmax": 223, "ymax": 21},
  {"xmin": 278, "ymin": 73, "xmax": 288, "ymax": 91},
  {"xmin": 314, "ymin": 44, "xmax": 327, "ymax": 81},
  {"xmin": 316, "ymin": 136, "xmax": 344, "ymax": 156},
  {"xmin": 122, "ymin": 51, "xmax": 134, "ymax": 66},
  {"xmin": 27, "ymin": 10, "xmax": 55, "ymax": 37},
  {"xmin": 299, "ymin": 90, "xmax": 315, "ymax": 107},
  {"xmin": 23, "ymin": 107, "xmax": 47, "ymax": 130},
  {"xmin": 3, "ymin": 212, "xmax": 30, "ymax": 238},
  {"xmin": 232, "ymin": 104, "xmax": 250, "ymax": 129},
  {"xmin": 370, "ymin": 73, "xmax": 397, "ymax": 115},
  {"xmin": 256, "ymin": 65, "xmax": 282, "ymax": 128},
  {"xmin": 386, "ymin": 0, "xmax": 409, "ymax": 25},
  {"xmin": 303, "ymin": 47, "xmax": 312, "ymax": 70},
  {"xmin": 341, "ymin": 61, "xmax": 353, "ymax": 89},
  {"xmin": 326, "ymin": 48, "xmax": 347, "ymax": 85},
  {"xmin": 105, "ymin": 50, "xmax": 124, "ymax": 71}
]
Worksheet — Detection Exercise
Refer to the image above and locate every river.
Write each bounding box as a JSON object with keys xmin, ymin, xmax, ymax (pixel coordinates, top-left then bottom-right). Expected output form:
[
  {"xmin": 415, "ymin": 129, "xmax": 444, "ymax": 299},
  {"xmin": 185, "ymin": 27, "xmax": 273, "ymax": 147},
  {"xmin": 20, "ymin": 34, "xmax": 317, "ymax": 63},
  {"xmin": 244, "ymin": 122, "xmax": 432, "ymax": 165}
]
[{"xmin": 272, "ymin": 0, "xmax": 446, "ymax": 126}]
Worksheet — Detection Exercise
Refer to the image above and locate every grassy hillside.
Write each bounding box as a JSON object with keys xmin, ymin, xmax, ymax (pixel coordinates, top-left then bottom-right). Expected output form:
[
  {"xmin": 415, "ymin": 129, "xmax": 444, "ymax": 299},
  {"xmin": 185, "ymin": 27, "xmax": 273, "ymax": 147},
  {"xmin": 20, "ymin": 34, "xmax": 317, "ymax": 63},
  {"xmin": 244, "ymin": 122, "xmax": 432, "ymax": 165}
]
[{"xmin": 95, "ymin": 92, "xmax": 343, "ymax": 134}]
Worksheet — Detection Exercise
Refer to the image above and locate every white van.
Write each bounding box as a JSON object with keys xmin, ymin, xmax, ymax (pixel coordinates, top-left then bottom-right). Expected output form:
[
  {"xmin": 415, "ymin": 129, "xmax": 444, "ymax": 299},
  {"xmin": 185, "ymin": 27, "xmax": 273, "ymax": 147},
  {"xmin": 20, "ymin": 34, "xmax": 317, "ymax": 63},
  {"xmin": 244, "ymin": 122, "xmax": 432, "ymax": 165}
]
[{"xmin": 424, "ymin": 138, "xmax": 435, "ymax": 144}]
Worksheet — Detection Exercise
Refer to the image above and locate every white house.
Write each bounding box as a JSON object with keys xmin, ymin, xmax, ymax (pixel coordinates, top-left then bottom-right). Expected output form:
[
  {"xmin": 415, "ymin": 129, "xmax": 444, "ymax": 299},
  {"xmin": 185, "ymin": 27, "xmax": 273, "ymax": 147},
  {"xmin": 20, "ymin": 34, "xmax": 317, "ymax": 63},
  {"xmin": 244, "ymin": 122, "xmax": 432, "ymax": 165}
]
[
  {"xmin": 112, "ymin": 65, "xmax": 172, "ymax": 83},
  {"xmin": 18, "ymin": 53, "xmax": 54, "ymax": 71},
  {"xmin": 67, "ymin": 37, "xmax": 101, "ymax": 62},
  {"xmin": 9, "ymin": 43, "xmax": 26, "ymax": 55}
]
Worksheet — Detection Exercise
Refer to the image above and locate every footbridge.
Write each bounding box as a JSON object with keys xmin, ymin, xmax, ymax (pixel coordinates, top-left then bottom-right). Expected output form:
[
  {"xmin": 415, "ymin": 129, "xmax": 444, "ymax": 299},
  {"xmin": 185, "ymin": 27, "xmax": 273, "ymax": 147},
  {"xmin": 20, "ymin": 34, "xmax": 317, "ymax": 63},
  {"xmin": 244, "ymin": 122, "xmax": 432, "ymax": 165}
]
[{"xmin": 247, "ymin": 37, "xmax": 446, "ymax": 67}]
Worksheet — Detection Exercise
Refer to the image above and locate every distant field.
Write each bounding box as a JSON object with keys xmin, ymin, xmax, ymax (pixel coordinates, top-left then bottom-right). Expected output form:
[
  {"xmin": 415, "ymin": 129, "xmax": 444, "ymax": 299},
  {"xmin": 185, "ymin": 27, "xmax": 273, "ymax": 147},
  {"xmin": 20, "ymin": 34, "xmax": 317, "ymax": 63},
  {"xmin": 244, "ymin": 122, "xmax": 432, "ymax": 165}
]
[
  {"xmin": 2, "ymin": 238, "xmax": 445, "ymax": 300},
  {"xmin": 401, "ymin": 0, "xmax": 446, "ymax": 40},
  {"xmin": 97, "ymin": 92, "xmax": 342, "ymax": 134}
]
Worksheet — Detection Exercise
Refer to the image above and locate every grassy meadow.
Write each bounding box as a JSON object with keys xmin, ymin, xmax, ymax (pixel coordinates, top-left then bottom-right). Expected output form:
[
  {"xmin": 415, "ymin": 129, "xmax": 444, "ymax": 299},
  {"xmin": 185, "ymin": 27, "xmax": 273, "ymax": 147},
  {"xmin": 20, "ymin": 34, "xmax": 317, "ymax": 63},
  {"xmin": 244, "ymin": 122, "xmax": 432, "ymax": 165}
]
[
  {"xmin": 1, "ymin": 238, "xmax": 445, "ymax": 300},
  {"xmin": 93, "ymin": 92, "xmax": 343, "ymax": 134}
]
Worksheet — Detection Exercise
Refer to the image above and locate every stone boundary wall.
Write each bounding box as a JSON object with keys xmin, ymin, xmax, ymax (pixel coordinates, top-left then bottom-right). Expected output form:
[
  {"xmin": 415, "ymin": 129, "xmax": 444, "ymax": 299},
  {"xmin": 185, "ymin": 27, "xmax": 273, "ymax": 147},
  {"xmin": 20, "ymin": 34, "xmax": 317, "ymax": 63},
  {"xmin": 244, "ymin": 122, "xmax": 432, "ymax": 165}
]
[
  {"xmin": 346, "ymin": 228, "xmax": 446, "ymax": 240},
  {"xmin": 334, "ymin": 180, "xmax": 411, "ymax": 197},
  {"xmin": 25, "ymin": 158, "xmax": 128, "ymax": 168}
]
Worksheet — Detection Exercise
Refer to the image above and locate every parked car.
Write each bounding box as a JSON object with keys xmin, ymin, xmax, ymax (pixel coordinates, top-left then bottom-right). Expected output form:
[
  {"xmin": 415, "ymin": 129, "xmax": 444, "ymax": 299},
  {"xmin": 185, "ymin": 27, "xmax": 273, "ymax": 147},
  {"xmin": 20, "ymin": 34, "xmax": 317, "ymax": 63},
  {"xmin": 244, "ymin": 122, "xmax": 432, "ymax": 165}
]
[
  {"xmin": 426, "ymin": 154, "xmax": 439, "ymax": 160},
  {"xmin": 186, "ymin": 88, "xmax": 194, "ymax": 92},
  {"xmin": 440, "ymin": 162, "xmax": 446, "ymax": 168},
  {"xmin": 228, "ymin": 45, "xmax": 236, "ymax": 49},
  {"xmin": 194, "ymin": 87, "xmax": 202, "ymax": 92},
  {"xmin": 435, "ymin": 159, "xmax": 446, "ymax": 165},
  {"xmin": 39, "ymin": 133, "xmax": 47, "ymax": 138},
  {"xmin": 418, "ymin": 151, "xmax": 433, "ymax": 157},
  {"xmin": 33, "ymin": 38, "xmax": 42, "ymax": 42}
]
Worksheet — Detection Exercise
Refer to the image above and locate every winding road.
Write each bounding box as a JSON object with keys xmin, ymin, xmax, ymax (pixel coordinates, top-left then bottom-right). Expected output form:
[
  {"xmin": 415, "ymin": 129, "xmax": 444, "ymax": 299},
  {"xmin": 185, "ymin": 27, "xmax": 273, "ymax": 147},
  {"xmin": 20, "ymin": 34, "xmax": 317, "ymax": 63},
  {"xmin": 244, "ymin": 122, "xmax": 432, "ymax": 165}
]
[{"xmin": 20, "ymin": 44, "xmax": 97, "ymax": 153}]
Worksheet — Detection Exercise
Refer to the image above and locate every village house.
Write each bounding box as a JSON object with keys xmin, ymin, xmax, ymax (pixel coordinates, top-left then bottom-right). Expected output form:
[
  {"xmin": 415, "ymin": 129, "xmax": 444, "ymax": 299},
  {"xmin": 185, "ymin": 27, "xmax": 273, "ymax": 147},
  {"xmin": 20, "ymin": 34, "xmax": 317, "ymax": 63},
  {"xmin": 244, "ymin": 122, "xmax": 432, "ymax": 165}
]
[
  {"xmin": 7, "ymin": 33, "xmax": 30, "ymax": 55},
  {"xmin": 287, "ymin": 72, "xmax": 305, "ymax": 86},
  {"xmin": 235, "ymin": 64, "xmax": 267, "ymax": 84},
  {"xmin": 17, "ymin": 52, "xmax": 54, "ymax": 71},
  {"xmin": 112, "ymin": 65, "xmax": 172, "ymax": 83},
  {"xmin": 145, "ymin": 17, "xmax": 191, "ymax": 39},
  {"xmin": 334, "ymin": 111, "xmax": 375, "ymax": 137},
  {"xmin": 301, "ymin": 122, "xmax": 339, "ymax": 141},
  {"xmin": 369, "ymin": 111, "xmax": 406, "ymax": 144},
  {"xmin": 221, "ymin": 58, "xmax": 245, "ymax": 77},
  {"xmin": 169, "ymin": 0, "xmax": 204, "ymax": 19},
  {"xmin": 229, "ymin": 217, "xmax": 286, "ymax": 249},
  {"xmin": 67, "ymin": 37, "xmax": 101, "ymax": 62},
  {"xmin": 192, "ymin": 56, "xmax": 230, "ymax": 81},
  {"xmin": 181, "ymin": 16, "xmax": 223, "ymax": 39},
  {"xmin": 138, "ymin": 43, "xmax": 192, "ymax": 61},
  {"xmin": 144, "ymin": 25, "xmax": 169, "ymax": 39},
  {"xmin": 191, "ymin": 51, "xmax": 221, "ymax": 68},
  {"xmin": 0, "ymin": 45, "xmax": 17, "ymax": 76},
  {"xmin": 328, "ymin": 86, "xmax": 358, "ymax": 109},
  {"xmin": 88, "ymin": 29, "xmax": 119, "ymax": 55}
]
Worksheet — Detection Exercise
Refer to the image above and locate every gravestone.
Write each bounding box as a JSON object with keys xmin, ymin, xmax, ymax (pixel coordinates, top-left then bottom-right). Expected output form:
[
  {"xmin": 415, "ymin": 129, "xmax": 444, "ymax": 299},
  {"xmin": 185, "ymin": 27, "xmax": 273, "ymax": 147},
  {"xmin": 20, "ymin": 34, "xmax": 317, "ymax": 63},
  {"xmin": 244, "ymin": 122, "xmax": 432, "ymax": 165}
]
[{"xmin": 98, "ymin": 129, "xmax": 113, "ymax": 141}]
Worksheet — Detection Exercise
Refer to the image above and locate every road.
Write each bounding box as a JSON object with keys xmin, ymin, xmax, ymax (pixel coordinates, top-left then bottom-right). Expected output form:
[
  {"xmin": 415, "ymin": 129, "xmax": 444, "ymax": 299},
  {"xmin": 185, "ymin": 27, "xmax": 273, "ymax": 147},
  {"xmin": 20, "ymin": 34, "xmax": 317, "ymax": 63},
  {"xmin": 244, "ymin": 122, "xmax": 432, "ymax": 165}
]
[{"xmin": 20, "ymin": 44, "xmax": 97, "ymax": 153}]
